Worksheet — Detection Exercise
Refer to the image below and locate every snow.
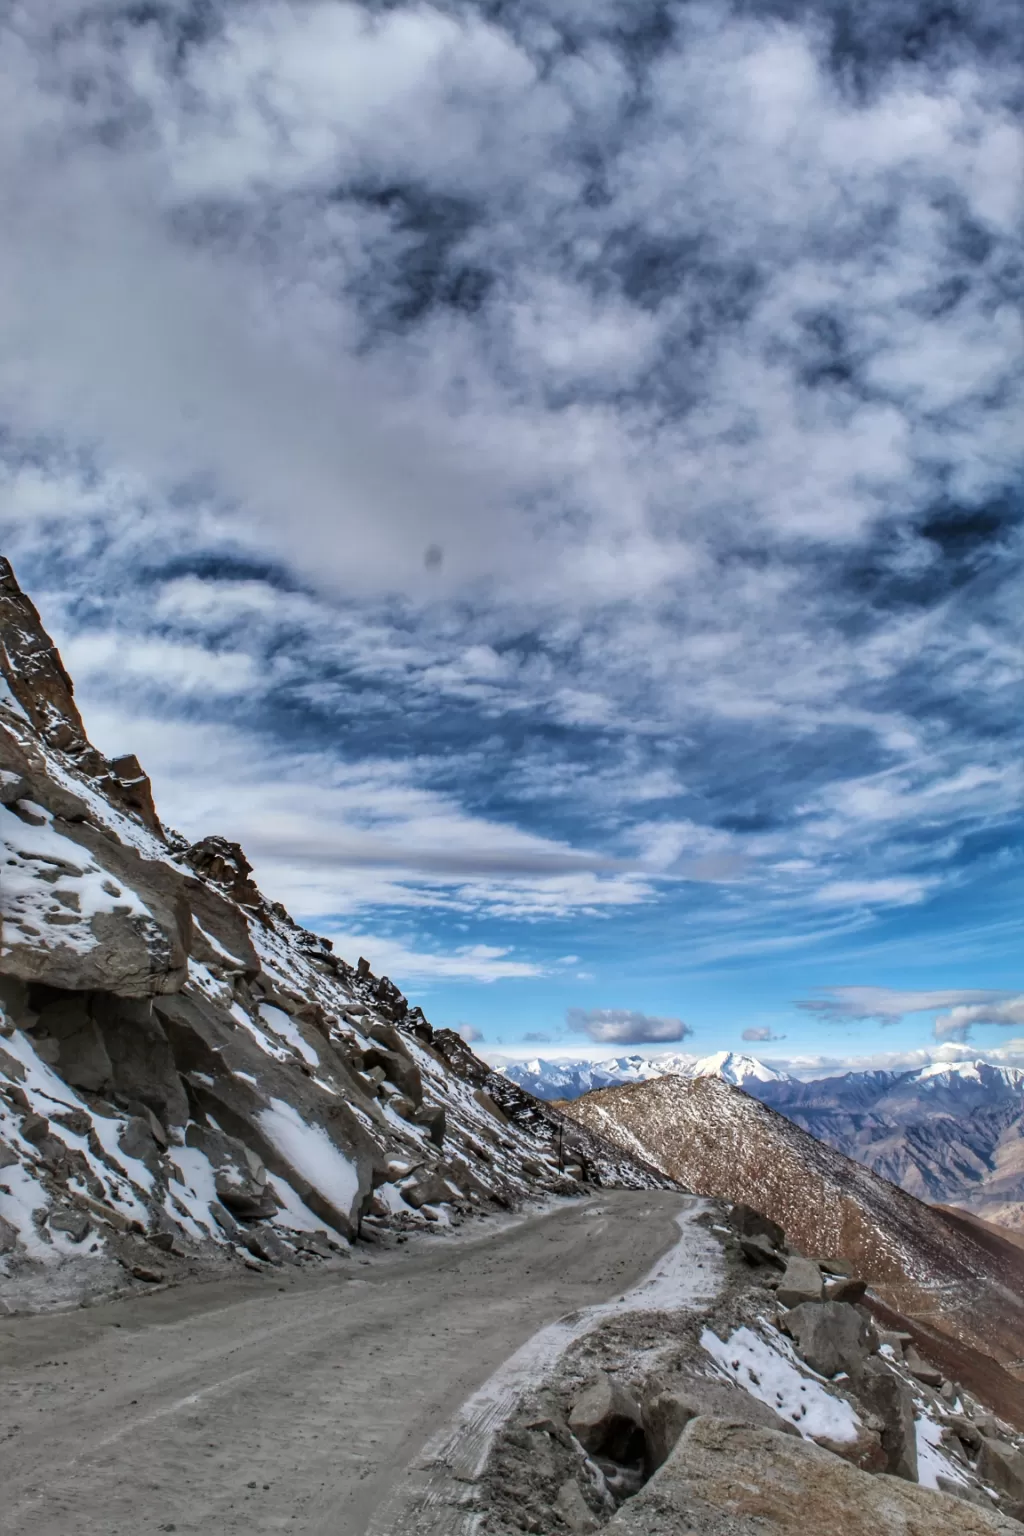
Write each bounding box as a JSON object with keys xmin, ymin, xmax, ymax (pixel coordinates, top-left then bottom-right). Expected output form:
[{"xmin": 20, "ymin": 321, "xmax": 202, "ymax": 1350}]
[
  {"xmin": 265, "ymin": 1172, "xmax": 346, "ymax": 1242},
  {"xmin": 0, "ymin": 675, "xmax": 31, "ymax": 722},
  {"xmin": 230, "ymin": 1002, "xmax": 291, "ymax": 1063},
  {"xmin": 915, "ymin": 1415, "xmax": 968, "ymax": 1490},
  {"xmin": 257, "ymin": 1098, "xmax": 359, "ymax": 1216},
  {"xmin": 0, "ymin": 800, "xmax": 149, "ymax": 954},
  {"xmin": 701, "ymin": 1324, "xmax": 861, "ymax": 1444},
  {"xmin": 167, "ymin": 1143, "xmax": 221, "ymax": 1241},
  {"xmin": 258, "ymin": 1004, "xmax": 320, "ymax": 1067},
  {"xmin": 500, "ymin": 1050, "xmax": 791, "ymax": 1100}
]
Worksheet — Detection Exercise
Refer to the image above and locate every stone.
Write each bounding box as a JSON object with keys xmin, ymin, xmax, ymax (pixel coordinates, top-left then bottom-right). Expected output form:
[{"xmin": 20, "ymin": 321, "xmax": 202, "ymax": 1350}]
[
  {"xmin": 904, "ymin": 1345, "xmax": 942, "ymax": 1387},
  {"xmin": 814, "ymin": 1422, "xmax": 887, "ymax": 1473},
  {"xmin": 978, "ymin": 1438, "xmax": 1024, "ymax": 1506},
  {"xmin": 401, "ymin": 1171, "xmax": 455, "ymax": 1210},
  {"xmin": 853, "ymin": 1356, "xmax": 918, "ymax": 1481},
  {"xmin": 472, "ymin": 1088, "xmax": 510, "ymax": 1125},
  {"xmin": 603, "ymin": 1417, "xmax": 1024, "ymax": 1536},
  {"xmin": 776, "ymin": 1255, "xmax": 822, "ymax": 1307},
  {"xmin": 52, "ymin": 1107, "xmax": 91, "ymax": 1137},
  {"xmin": 740, "ymin": 1233, "xmax": 786, "ymax": 1269},
  {"xmin": 412, "ymin": 1104, "xmax": 446, "ymax": 1147},
  {"xmin": 130, "ymin": 1265, "xmax": 165, "ymax": 1283},
  {"xmin": 361, "ymin": 1044, "xmax": 422, "ymax": 1107},
  {"xmin": 554, "ymin": 1479, "xmax": 599, "ymax": 1534},
  {"xmin": 731, "ymin": 1204, "xmax": 786, "ymax": 1250},
  {"xmin": 149, "ymin": 1230, "xmax": 176, "ymax": 1252},
  {"xmin": 568, "ymin": 1373, "xmax": 645, "ymax": 1462},
  {"xmin": 118, "ymin": 1116, "xmax": 162, "ymax": 1171},
  {"xmin": 823, "ymin": 1277, "xmax": 868, "ymax": 1304},
  {"xmin": 0, "ymin": 1137, "xmax": 18, "ymax": 1169},
  {"xmin": 184, "ymin": 1124, "xmax": 278, "ymax": 1220},
  {"xmin": 0, "ymin": 1213, "xmax": 18, "ymax": 1253},
  {"xmin": 947, "ymin": 1415, "xmax": 983, "ymax": 1453},
  {"xmin": 642, "ymin": 1375, "xmax": 798, "ymax": 1471},
  {"xmin": 49, "ymin": 1207, "xmax": 91, "ymax": 1243},
  {"xmin": 245, "ymin": 1227, "xmax": 293, "ymax": 1266},
  {"xmin": 783, "ymin": 1301, "xmax": 877, "ymax": 1378},
  {"xmin": 19, "ymin": 1112, "xmax": 50, "ymax": 1144},
  {"xmin": 37, "ymin": 996, "xmax": 113, "ymax": 1092},
  {"xmin": 876, "ymin": 1329, "xmax": 908, "ymax": 1357}
]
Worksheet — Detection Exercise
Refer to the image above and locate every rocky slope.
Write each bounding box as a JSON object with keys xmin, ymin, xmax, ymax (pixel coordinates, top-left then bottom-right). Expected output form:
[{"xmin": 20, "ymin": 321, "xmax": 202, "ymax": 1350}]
[
  {"xmin": 0, "ymin": 556, "xmax": 668, "ymax": 1313},
  {"xmin": 557, "ymin": 1075, "xmax": 1024, "ymax": 1416}
]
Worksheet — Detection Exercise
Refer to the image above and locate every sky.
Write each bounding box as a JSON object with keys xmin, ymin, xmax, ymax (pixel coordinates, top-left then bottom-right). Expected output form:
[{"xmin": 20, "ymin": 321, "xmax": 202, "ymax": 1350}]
[{"xmin": 0, "ymin": 0, "xmax": 1021, "ymax": 1074}]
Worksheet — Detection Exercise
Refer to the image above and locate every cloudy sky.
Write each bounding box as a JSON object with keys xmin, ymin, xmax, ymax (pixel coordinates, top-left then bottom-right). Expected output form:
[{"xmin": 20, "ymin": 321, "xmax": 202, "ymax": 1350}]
[{"xmin": 1, "ymin": 0, "xmax": 1021, "ymax": 1070}]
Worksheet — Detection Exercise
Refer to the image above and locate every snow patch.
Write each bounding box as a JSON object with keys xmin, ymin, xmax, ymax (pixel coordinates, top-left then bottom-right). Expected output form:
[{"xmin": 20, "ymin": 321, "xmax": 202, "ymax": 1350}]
[
  {"xmin": 257, "ymin": 1099, "xmax": 359, "ymax": 1217},
  {"xmin": 701, "ymin": 1324, "xmax": 861, "ymax": 1444}
]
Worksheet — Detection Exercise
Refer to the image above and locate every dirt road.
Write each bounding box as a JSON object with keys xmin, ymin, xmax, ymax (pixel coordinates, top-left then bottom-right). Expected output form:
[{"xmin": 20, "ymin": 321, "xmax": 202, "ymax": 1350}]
[{"xmin": 0, "ymin": 1191, "xmax": 691, "ymax": 1535}]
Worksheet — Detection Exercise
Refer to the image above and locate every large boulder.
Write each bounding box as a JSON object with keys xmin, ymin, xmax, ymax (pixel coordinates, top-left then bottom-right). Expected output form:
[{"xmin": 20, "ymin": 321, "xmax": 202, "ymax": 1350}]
[
  {"xmin": 604, "ymin": 1417, "xmax": 1023, "ymax": 1535},
  {"xmin": 853, "ymin": 1356, "xmax": 918, "ymax": 1481},
  {"xmin": 776, "ymin": 1255, "xmax": 823, "ymax": 1308},
  {"xmin": 642, "ymin": 1374, "xmax": 798, "ymax": 1471},
  {"xmin": 978, "ymin": 1438, "xmax": 1024, "ymax": 1508},
  {"xmin": 731, "ymin": 1204, "xmax": 786, "ymax": 1250},
  {"xmin": 783, "ymin": 1301, "xmax": 878, "ymax": 1377},
  {"xmin": 568, "ymin": 1374, "xmax": 645, "ymax": 1462},
  {"xmin": 361, "ymin": 1044, "xmax": 423, "ymax": 1107}
]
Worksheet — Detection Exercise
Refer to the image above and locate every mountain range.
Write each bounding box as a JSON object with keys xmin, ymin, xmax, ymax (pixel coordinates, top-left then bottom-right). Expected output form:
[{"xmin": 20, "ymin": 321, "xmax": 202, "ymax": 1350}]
[{"xmin": 504, "ymin": 1052, "xmax": 1024, "ymax": 1230}]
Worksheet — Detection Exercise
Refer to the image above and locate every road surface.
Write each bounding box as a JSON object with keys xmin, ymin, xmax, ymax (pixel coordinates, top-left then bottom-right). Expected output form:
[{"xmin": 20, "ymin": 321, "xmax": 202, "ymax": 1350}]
[{"xmin": 0, "ymin": 1190, "xmax": 691, "ymax": 1535}]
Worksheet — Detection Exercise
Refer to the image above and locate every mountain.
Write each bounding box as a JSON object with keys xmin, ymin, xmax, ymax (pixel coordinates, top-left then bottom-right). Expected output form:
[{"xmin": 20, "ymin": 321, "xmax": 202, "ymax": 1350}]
[
  {"xmin": 499, "ymin": 1050, "xmax": 792, "ymax": 1100},
  {"xmin": 558, "ymin": 1074, "xmax": 1024, "ymax": 1410},
  {"xmin": 0, "ymin": 557, "xmax": 667, "ymax": 1312},
  {"xmin": 755, "ymin": 1061, "xmax": 1024, "ymax": 1230},
  {"xmin": 510, "ymin": 1048, "xmax": 1024, "ymax": 1231}
]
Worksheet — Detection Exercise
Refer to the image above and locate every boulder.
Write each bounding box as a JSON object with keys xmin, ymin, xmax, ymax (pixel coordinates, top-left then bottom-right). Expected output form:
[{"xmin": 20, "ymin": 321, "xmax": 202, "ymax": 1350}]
[
  {"xmin": 824, "ymin": 1277, "xmax": 868, "ymax": 1304},
  {"xmin": 554, "ymin": 1479, "xmax": 599, "ymax": 1534},
  {"xmin": 853, "ymin": 1356, "xmax": 918, "ymax": 1481},
  {"xmin": 904, "ymin": 1345, "xmax": 942, "ymax": 1387},
  {"xmin": 36, "ymin": 996, "xmax": 113, "ymax": 1092},
  {"xmin": 603, "ymin": 1417, "xmax": 1023, "ymax": 1536},
  {"xmin": 118, "ymin": 1116, "xmax": 162, "ymax": 1172},
  {"xmin": 776, "ymin": 1255, "xmax": 823, "ymax": 1308},
  {"xmin": 740, "ymin": 1233, "xmax": 786, "ymax": 1269},
  {"xmin": 244, "ymin": 1226, "xmax": 293, "ymax": 1266},
  {"xmin": 185, "ymin": 1124, "xmax": 278, "ymax": 1220},
  {"xmin": 643, "ymin": 1375, "xmax": 798, "ymax": 1470},
  {"xmin": 0, "ymin": 1213, "xmax": 18, "ymax": 1253},
  {"xmin": 49, "ymin": 1207, "xmax": 91, "ymax": 1243},
  {"xmin": 978, "ymin": 1438, "xmax": 1024, "ymax": 1506},
  {"xmin": 568, "ymin": 1374, "xmax": 645, "ymax": 1462},
  {"xmin": 412, "ymin": 1104, "xmax": 446, "ymax": 1147},
  {"xmin": 361, "ymin": 1045, "xmax": 423, "ymax": 1107},
  {"xmin": 731, "ymin": 1204, "xmax": 786, "ymax": 1250},
  {"xmin": 783, "ymin": 1301, "xmax": 877, "ymax": 1377},
  {"xmin": 401, "ymin": 1171, "xmax": 456, "ymax": 1210}
]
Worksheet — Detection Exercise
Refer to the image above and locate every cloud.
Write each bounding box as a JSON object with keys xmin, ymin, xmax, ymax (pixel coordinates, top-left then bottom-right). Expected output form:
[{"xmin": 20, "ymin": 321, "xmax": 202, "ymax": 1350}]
[
  {"xmin": 933, "ymin": 994, "xmax": 1024, "ymax": 1042},
  {"xmin": 742, "ymin": 1027, "xmax": 786, "ymax": 1043},
  {"xmin": 458, "ymin": 1024, "xmax": 484, "ymax": 1043},
  {"xmin": 523, "ymin": 1031, "xmax": 552, "ymax": 1043},
  {"xmin": 0, "ymin": 0, "xmax": 1020, "ymax": 997},
  {"xmin": 775, "ymin": 1039, "xmax": 1024, "ymax": 1079},
  {"xmin": 566, "ymin": 1008, "xmax": 693, "ymax": 1044},
  {"xmin": 797, "ymin": 987, "xmax": 1009, "ymax": 1024},
  {"xmin": 322, "ymin": 934, "xmax": 542, "ymax": 984}
]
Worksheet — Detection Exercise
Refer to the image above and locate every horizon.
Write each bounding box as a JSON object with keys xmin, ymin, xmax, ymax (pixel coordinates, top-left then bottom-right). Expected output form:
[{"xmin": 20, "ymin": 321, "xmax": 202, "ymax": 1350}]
[{"xmin": 0, "ymin": 0, "xmax": 1020, "ymax": 1071}]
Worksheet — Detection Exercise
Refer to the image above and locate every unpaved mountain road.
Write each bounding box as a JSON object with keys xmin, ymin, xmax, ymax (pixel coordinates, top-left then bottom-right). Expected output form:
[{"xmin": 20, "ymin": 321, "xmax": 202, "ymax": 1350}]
[{"xmin": 0, "ymin": 1191, "xmax": 694, "ymax": 1535}]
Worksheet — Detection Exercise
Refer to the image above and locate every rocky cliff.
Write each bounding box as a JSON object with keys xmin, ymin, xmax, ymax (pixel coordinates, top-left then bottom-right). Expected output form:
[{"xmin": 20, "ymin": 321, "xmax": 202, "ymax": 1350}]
[{"xmin": 0, "ymin": 558, "xmax": 669, "ymax": 1313}]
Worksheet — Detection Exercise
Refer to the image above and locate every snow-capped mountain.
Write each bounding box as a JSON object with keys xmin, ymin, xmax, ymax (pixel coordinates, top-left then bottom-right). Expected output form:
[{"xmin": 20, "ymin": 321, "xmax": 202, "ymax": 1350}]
[{"xmin": 497, "ymin": 1049, "xmax": 792, "ymax": 1101}]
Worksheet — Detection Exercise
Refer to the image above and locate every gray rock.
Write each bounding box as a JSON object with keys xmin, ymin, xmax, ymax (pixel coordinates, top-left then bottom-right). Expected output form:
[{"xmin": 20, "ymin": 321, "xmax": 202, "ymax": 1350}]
[
  {"xmin": 0, "ymin": 1137, "xmax": 18, "ymax": 1170},
  {"xmin": 978, "ymin": 1438, "xmax": 1024, "ymax": 1506},
  {"xmin": 118, "ymin": 1115, "xmax": 162, "ymax": 1171},
  {"xmin": 731, "ymin": 1204, "xmax": 786, "ymax": 1250},
  {"xmin": 643, "ymin": 1374, "xmax": 798, "ymax": 1471},
  {"xmin": 36, "ymin": 996, "xmax": 113, "ymax": 1092},
  {"xmin": 401, "ymin": 1171, "xmax": 455, "ymax": 1210},
  {"xmin": 362, "ymin": 1045, "xmax": 423, "ymax": 1105},
  {"xmin": 823, "ymin": 1277, "xmax": 868, "ymax": 1304},
  {"xmin": 244, "ymin": 1226, "xmax": 293, "ymax": 1266},
  {"xmin": 554, "ymin": 1479, "xmax": 599, "ymax": 1534},
  {"xmin": 904, "ymin": 1345, "xmax": 942, "ymax": 1387},
  {"xmin": 0, "ymin": 1213, "xmax": 18, "ymax": 1253},
  {"xmin": 411, "ymin": 1104, "xmax": 446, "ymax": 1147},
  {"xmin": 49, "ymin": 1207, "xmax": 92, "ymax": 1243},
  {"xmin": 853, "ymin": 1356, "xmax": 918, "ymax": 1481},
  {"xmin": 784, "ymin": 1300, "xmax": 877, "ymax": 1377},
  {"xmin": 568, "ymin": 1373, "xmax": 645, "ymax": 1461},
  {"xmin": 19, "ymin": 1112, "xmax": 50, "ymax": 1144},
  {"xmin": 776, "ymin": 1255, "xmax": 823, "ymax": 1307},
  {"xmin": 739, "ymin": 1233, "xmax": 786, "ymax": 1269},
  {"xmin": 603, "ymin": 1417, "xmax": 1023, "ymax": 1535}
]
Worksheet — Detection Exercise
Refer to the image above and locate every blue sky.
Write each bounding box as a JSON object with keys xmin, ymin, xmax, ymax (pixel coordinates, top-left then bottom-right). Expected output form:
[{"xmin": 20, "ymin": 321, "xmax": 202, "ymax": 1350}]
[{"xmin": 0, "ymin": 0, "xmax": 1021, "ymax": 1072}]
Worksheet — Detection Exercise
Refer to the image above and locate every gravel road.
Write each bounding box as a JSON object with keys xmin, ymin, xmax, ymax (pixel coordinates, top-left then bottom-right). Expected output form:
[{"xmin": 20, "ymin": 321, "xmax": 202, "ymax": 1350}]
[{"xmin": 0, "ymin": 1190, "xmax": 689, "ymax": 1535}]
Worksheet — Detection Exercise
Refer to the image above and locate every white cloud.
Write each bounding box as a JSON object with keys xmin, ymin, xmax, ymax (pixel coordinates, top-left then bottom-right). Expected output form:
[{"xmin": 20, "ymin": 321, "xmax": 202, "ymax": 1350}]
[
  {"xmin": 742, "ymin": 1027, "xmax": 785, "ymax": 1043},
  {"xmin": 457, "ymin": 1023, "xmax": 485, "ymax": 1043},
  {"xmin": 323, "ymin": 934, "xmax": 542, "ymax": 984},
  {"xmin": 933, "ymin": 995, "xmax": 1024, "ymax": 1041},
  {"xmin": 565, "ymin": 1008, "xmax": 693, "ymax": 1044},
  {"xmin": 798, "ymin": 986, "xmax": 1011, "ymax": 1024}
]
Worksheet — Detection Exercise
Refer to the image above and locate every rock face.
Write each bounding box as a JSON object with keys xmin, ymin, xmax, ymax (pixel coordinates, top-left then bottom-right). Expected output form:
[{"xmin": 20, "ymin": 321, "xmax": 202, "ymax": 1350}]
[
  {"xmin": 604, "ymin": 1417, "xmax": 1023, "ymax": 1535},
  {"xmin": 0, "ymin": 556, "xmax": 671, "ymax": 1309},
  {"xmin": 568, "ymin": 1375, "xmax": 645, "ymax": 1461}
]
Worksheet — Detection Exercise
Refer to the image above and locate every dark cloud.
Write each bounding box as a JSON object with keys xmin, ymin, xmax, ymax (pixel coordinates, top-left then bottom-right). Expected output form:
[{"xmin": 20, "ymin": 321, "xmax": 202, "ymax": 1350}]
[{"xmin": 567, "ymin": 1008, "xmax": 693, "ymax": 1044}]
